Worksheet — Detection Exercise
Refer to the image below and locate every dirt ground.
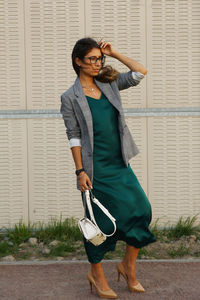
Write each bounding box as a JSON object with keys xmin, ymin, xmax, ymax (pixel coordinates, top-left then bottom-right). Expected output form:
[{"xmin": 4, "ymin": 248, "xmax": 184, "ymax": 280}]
[{"xmin": 0, "ymin": 260, "xmax": 200, "ymax": 300}]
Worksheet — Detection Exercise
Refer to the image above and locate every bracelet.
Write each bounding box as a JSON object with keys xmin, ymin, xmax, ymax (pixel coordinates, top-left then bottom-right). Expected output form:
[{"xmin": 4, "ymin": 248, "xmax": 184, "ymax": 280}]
[{"xmin": 75, "ymin": 168, "xmax": 85, "ymax": 176}]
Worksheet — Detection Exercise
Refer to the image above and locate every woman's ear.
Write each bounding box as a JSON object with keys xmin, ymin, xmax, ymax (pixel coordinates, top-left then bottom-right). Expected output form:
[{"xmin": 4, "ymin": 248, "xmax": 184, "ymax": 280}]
[{"xmin": 75, "ymin": 57, "xmax": 81, "ymax": 66}]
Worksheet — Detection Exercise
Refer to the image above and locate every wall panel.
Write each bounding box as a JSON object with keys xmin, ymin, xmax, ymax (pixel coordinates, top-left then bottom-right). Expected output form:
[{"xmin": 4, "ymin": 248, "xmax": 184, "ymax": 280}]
[
  {"xmin": 25, "ymin": 0, "xmax": 85, "ymax": 109},
  {"xmin": 148, "ymin": 116, "xmax": 200, "ymax": 224},
  {"xmin": 0, "ymin": 0, "xmax": 26, "ymax": 110},
  {"xmin": 0, "ymin": 119, "xmax": 28, "ymax": 228},
  {"xmin": 147, "ymin": 0, "xmax": 200, "ymax": 108},
  {"xmin": 126, "ymin": 116, "xmax": 148, "ymax": 193}
]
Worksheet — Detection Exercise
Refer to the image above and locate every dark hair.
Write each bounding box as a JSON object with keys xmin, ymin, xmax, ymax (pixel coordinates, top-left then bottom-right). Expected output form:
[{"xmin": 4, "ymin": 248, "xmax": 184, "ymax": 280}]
[{"xmin": 71, "ymin": 37, "xmax": 119, "ymax": 83}]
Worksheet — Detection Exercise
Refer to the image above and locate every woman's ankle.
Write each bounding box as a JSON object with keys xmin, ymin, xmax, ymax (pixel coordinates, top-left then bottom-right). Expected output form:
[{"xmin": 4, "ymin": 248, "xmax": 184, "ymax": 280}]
[
  {"xmin": 121, "ymin": 259, "xmax": 135, "ymax": 268},
  {"xmin": 121, "ymin": 260, "xmax": 137, "ymax": 282},
  {"xmin": 90, "ymin": 263, "xmax": 110, "ymax": 290},
  {"xmin": 91, "ymin": 263, "xmax": 104, "ymax": 277},
  {"xmin": 91, "ymin": 262, "xmax": 102, "ymax": 271}
]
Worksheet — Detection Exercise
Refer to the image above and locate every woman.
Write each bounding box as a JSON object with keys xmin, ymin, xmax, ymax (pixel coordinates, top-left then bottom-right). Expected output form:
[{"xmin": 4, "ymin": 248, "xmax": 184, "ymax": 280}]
[{"xmin": 60, "ymin": 37, "xmax": 156, "ymax": 299}]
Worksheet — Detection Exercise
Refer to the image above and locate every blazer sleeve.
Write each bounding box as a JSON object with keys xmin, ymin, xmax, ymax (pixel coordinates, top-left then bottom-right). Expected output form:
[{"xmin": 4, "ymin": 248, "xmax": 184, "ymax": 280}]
[
  {"xmin": 115, "ymin": 70, "xmax": 145, "ymax": 91},
  {"xmin": 60, "ymin": 94, "xmax": 82, "ymax": 147}
]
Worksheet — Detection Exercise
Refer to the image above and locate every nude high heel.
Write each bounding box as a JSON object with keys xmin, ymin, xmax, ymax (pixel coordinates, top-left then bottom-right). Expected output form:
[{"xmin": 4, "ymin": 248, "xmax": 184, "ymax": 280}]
[
  {"xmin": 116, "ymin": 262, "xmax": 145, "ymax": 293},
  {"xmin": 87, "ymin": 270, "xmax": 118, "ymax": 299}
]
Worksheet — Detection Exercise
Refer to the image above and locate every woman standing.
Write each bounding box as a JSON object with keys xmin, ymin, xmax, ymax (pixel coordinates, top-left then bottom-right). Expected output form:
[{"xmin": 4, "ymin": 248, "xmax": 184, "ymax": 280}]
[{"xmin": 60, "ymin": 37, "xmax": 156, "ymax": 299}]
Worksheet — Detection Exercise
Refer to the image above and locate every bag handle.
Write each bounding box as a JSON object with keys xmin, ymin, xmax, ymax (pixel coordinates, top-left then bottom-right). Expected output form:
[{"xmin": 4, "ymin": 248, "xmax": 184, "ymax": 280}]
[{"xmin": 84, "ymin": 190, "xmax": 116, "ymax": 237}]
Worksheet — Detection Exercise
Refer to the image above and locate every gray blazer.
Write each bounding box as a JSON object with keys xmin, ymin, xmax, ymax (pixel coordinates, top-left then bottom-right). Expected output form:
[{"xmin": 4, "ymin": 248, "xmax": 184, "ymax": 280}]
[{"xmin": 60, "ymin": 70, "xmax": 141, "ymax": 191}]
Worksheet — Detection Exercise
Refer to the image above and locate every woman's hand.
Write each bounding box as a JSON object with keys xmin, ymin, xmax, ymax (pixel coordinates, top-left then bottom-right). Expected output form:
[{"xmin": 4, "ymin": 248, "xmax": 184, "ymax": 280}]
[
  {"xmin": 78, "ymin": 171, "xmax": 93, "ymax": 192},
  {"xmin": 98, "ymin": 39, "xmax": 117, "ymax": 57},
  {"xmin": 98, "ymin": 39, "xmax": 147, "ymax": 74}
]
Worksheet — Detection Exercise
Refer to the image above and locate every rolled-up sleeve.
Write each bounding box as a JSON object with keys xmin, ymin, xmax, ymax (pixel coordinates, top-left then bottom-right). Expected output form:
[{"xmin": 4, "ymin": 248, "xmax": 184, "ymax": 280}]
[
  {"xmin": 69, "ymin": 138, "xmax": 81, "ymax": 148},
  {"xmin": 60, "ymin": 95, "xmax": 81, "ymax": 145},
  {"xmin": 132, "ymin": 71, "xmax": 145, "ymax": 81},
  {"xmin": 116, "ymin": 70, "xmax": 145, "ymax": 90}
]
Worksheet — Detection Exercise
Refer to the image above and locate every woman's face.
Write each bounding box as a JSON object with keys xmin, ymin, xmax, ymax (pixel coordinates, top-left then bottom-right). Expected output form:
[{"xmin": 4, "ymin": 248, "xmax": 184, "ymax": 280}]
[{"xmin": 76, "ymin": 47, "xmax": 104, "ymax": 77}]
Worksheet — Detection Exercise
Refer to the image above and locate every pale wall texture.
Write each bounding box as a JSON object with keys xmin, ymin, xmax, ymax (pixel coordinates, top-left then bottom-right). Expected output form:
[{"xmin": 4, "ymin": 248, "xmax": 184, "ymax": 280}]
[{"xmin": 0, "ymin": 0, "xmax": 200, "ymax": 228}]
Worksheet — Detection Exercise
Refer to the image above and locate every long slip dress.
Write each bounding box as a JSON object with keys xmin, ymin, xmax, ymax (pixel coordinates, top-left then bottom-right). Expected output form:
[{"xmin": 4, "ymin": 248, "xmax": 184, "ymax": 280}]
[{"xmin": 81, "ymin": 92, "xmax": 156, "ymax": 264}]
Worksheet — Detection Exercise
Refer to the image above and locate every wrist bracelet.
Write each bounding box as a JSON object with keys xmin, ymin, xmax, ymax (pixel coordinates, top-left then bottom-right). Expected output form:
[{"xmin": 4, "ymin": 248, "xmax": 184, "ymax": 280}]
[{"xmin": 75, "ymin": 168, "xmax": 85, "ymax": 176}]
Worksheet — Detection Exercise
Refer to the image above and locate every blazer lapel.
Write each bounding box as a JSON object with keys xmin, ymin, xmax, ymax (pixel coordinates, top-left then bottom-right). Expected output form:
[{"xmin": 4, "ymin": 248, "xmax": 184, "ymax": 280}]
[
  {"xmin": 73, "ymin": 77, "xmax": 94, "ymax": 151},
  {"xmin": 94, "ymin": 78, "xmax": 122, "ymax": 113}
]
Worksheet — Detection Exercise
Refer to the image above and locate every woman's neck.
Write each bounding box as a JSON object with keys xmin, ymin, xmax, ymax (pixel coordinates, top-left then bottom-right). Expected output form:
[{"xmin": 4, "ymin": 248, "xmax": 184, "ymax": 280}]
[{"xmin": 79, "ymin": 73, "xmax": 95, "ymax": 87}]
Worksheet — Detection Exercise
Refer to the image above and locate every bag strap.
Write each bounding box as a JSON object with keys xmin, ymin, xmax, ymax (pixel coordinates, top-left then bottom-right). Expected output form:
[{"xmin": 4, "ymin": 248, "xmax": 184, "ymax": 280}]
[{"xmin": 84, "ymin": 190, "xmax": 116, "ymax": 237}]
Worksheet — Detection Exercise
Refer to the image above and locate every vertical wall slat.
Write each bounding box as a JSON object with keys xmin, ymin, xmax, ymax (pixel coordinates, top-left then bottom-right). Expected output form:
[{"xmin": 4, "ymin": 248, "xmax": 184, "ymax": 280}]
[
  {"xmin": 24, "ymin": 0, "xmax": 85, "ymax": 109},
  {"xmin": 147, "ymin": 0, "xmax": 200, "ymax": 108},
  {"xmin": 0, "ymin": 119, "xmax": 28, "ymax": 228},
  {"xmin": 0, "ymin": 0, "xmax": 26, "ymax": 109},
  {"xmin": 148, "ymin": 116, "xmax": 200, "ymax": 224}
]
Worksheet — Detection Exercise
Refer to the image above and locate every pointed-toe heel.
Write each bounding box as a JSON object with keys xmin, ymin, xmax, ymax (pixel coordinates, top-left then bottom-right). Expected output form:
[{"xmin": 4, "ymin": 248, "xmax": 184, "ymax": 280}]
[
  {"xmin": 87, "ymin": 270, "xmax": 118, "ymax": 299},
  {"xmin": 116, "ymin": 262, "xmax": 145, "ymax": 293}
]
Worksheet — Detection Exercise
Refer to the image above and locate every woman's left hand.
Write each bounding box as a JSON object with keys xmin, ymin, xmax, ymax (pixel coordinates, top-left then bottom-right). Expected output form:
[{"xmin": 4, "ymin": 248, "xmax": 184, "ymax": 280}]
[{"xmin": 98, "ymin": 40, "xmax": 116, "ymax": 57}]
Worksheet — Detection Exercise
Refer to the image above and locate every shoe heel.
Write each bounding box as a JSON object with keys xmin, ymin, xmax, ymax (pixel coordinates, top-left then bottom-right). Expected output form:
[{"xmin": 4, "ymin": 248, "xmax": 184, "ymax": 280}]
[
  {"xmin": 117, "ymin": 269, "xmax": 120, "ymax": 282},
  {"xmin": 89, "ymin": 281, "xmax": 93, "ymax": 294}
]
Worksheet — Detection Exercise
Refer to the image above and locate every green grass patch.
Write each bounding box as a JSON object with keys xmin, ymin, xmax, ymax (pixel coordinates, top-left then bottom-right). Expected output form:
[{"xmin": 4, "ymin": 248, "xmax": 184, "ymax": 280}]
[
  {"xmin": 0, "ymin": 215, "xmax": 200, "ymax": 260},
  {"xmin": 165, "ymin": 215, "xmax": 200, "ymax": 240},
  {"xmin": 0, "ymin": 215, "xmax": 82, "ymax": 245},
  {"xmin": 48, "ymin": 241, "xmax": 76, "ymax": 258},
  {"xmin": 33, "ymin": 215, "xmax": 82, "ymax": 244},
  {"xmin": 0, "ymin": 241, "xmax": 19, "ymax": 258},
  {"xmin": 5, "ymin": 220, "xmax": 34, "ymax": 245},
  {"xmin": 104, "ymin": 241, "xmax": 126, "ymax": 259},
  {"xmin": 137, "ymin": 247, "xmax": 149, "ymax": 259},
  {"xmin": 167, "ymin": 244, "xmax": 190, "ymax": 258}
]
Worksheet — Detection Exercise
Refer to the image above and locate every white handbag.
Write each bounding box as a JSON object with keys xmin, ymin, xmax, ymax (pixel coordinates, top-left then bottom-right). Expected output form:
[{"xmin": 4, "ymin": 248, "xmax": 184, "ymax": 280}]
[{"xmin": 78, "ymin": 189, "xmax": 116, "ymax": 246}]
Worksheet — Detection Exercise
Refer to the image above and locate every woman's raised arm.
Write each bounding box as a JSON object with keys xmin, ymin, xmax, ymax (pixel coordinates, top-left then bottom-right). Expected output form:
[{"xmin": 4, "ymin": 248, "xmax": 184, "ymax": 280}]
[{"xmin": 98, "ymin": 40, "xmax": 147, "ymax": 75}]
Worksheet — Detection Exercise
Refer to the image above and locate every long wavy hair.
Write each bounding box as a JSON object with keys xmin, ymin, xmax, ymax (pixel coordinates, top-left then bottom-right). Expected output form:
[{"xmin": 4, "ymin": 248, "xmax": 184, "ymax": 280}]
[{"xmin": 71, "ymin": 37, "xmax": 119, "ymax": 83}]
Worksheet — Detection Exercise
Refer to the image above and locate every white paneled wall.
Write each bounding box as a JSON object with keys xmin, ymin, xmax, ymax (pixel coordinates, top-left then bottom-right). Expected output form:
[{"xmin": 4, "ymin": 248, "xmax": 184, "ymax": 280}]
[
  {"xmin": 0, "ymin": 0, "xmax": 26, "ymax": 109},
  {"xmin": 148, "ymin": 116, "xmax": 200, "ymax": 224},
  {"xmin": 0, "ymin": 0, "xmax": 199, "ymax": 228},
  {"xmin": 0, "ymin": 119, "xmax": 28, "ymax": 226},
  {"xmin": 25, "ymin": 0, "xmax": 85, "ymax": 109},
  {"xmin": 147, "ymin": 0, "xmax": 200, "ymax": 107},
  {"xmin": 28, "ymin": 118, "xmax": 83, "ymax": 223},
  {"xmin": 126, "ymin": 117, "xmax": 148, "ymax": 192}
]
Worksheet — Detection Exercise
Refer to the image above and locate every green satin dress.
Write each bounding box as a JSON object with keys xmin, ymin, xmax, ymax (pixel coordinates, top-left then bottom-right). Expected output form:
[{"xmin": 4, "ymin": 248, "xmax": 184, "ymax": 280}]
[{"xmin": 81, "ymin": 92, "xmax": 156, "ymax": 264}]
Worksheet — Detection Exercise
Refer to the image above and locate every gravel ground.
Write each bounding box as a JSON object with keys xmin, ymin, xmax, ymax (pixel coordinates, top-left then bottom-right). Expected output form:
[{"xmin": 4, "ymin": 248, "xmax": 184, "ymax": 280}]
[{"xmin": 0, "ymin": 260, "xmax": 200, "ymax": 300}]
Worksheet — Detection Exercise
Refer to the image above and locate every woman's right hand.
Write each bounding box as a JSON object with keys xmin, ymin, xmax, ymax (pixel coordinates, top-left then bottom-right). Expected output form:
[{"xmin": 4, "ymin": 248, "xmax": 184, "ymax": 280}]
[{"xmin": 78, "ymin": 171, "xmax": 93, "ymax": 192}]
